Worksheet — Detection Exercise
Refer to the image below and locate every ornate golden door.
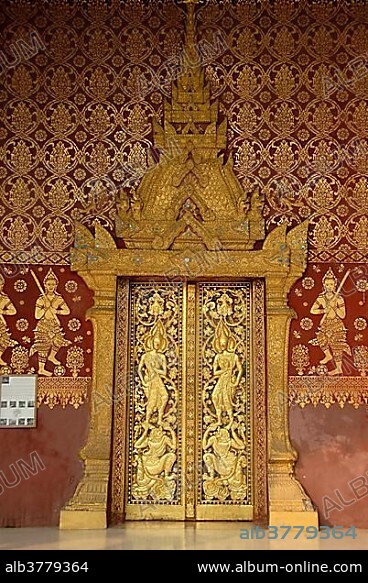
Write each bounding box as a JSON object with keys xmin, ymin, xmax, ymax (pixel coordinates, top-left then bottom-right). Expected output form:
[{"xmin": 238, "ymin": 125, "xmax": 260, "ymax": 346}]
[{"xmin": 121, "ymin": 279, "xmax": 265, "ymax": 521}]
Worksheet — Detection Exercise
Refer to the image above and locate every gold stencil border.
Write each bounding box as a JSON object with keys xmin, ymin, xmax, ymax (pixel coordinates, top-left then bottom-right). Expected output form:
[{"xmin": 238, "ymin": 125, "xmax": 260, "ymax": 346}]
[
  {"xmin": 110, "ymin": 279, "xmax": 129, "ymax": 524},
  {"xmin": 253, "ymin": 279, "xmax": 268, "ymax": 522},
  {"xmin": 37, "ymin": 377, "xmax": 90, "ymax": 409},
  {"xmin": 0, "ymin": 252, "xmax": 70, "ymax": 264},
  {"xmin": 289, "ymin": 376, "xmax": 368, "ymax": 408},
  {"xmin": 185, "ymin": 284, "xmax": 196, "ymax": 518}
]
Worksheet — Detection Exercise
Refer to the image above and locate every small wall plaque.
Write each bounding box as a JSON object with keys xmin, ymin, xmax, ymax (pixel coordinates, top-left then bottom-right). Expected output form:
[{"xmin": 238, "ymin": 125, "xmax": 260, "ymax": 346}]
[{"xmin": 0, "ymin": 375, "xmax": 37, "ymax": 428}]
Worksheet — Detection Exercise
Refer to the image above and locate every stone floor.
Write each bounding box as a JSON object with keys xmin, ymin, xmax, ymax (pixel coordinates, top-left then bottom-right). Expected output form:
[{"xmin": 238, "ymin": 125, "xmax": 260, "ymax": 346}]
[{"xmin": 0, "ymin": 522, "xmax": 366, "ymax": 550}]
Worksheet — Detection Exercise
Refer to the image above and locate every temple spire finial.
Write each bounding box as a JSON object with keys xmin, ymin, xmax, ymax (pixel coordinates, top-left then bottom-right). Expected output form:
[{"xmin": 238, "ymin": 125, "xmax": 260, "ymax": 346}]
[{"xmin": 181, "ymin": 0, "xmax": 201, "ymax": 65}]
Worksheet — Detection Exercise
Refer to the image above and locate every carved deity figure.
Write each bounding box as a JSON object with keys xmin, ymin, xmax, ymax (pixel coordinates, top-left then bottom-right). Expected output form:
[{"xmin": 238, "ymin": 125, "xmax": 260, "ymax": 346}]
[
  {"xmin": 29, "ymin": 269, "xmax": 71, "ymax": 376},
  {"xmin": 0, "ymin": 274, "xmax": 17, "ymax": 365},
  {"xmin": 138, "ymin": 320, "xmax": 169, "ymax": 425},
  {"xmin": 116, "ymin": 188, "xmax": 130, "ymax": 219},
  {"xmin": 203, "ymin": 426, "xmax": 247, "ymax": 501},
  {"xmin": 310, "ymin": 268, "xmax": 351, "ymax": 375},
  {"xmin": 132, "ymin": 426, "xmax": 177, "ymax": 501},
  {"xmin": 130, "ymin": 189, "xmax": 142, "ymax": 220},
  {"xmin": 211, "ymin": 320, "xmax": 243, "ymax": 426}
]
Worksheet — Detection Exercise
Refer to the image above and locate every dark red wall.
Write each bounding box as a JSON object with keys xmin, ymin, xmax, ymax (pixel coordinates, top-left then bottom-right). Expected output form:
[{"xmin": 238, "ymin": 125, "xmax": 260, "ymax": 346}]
[
  {"xmin": 290, "ymin": 404, "xmax": 368, "ymax": 528},
  {"xmin": 0, "ymin": 404, "xmax": 88, "ymax": 526},
  {"xmin": 2, "ymin": 403, "xmax": 367, "ymax": 527}
]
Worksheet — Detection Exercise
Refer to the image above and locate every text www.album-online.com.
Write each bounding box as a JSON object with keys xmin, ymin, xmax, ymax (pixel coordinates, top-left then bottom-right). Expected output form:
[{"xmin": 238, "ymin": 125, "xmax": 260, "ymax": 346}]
[{"xmin": 197, "ymin": 561, "xmax": 363, "ymax": 574}]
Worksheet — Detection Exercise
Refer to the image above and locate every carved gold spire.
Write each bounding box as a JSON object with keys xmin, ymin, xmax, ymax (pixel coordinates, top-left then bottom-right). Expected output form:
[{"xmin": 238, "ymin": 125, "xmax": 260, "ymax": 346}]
[
  {"xmin": 115, "ymin": 0, "xmax": 265, "ymax": 251},
  {"xmin": 183, "ymin": 0, "xmax": 198, "ymax": 63},
  {"xmin": 158, "ymin": 0, "xmax": 223, "ymax": 149}
]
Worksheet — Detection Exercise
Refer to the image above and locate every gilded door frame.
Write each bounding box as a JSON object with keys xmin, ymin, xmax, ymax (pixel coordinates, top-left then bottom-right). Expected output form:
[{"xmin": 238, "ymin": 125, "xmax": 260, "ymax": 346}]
[{"xmin": 59, "ymin": 221, "xmax": 318, "ymax": 529}]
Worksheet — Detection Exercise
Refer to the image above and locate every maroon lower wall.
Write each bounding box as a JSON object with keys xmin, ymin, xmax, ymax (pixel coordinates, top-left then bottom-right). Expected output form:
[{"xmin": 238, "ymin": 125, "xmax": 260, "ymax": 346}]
[
  {"xmin": 0, "ymin": 404, "xmax": 88, "ymax": 527},
  {"xmin": 1, "ymin": 401, "xmax": 367, "ymax": 527},
  {"xmin": 290, "ymin": 403, "xmax": 368, "ymax": 529}
]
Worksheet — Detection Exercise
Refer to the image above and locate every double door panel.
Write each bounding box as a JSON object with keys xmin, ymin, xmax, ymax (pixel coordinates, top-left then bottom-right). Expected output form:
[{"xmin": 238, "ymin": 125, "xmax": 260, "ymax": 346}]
[{"xmin": 125, "ymin": 281, "xmax": 254, "ymax": 520}]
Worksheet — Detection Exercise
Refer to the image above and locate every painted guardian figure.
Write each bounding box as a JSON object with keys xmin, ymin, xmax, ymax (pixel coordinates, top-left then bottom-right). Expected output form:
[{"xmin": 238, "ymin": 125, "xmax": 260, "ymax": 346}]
[
  {"xmin": 310, "ymin": 268, "xmax": 351, "ymax": 376},
  {"xmin": 30, "ymin": 269, "xmax": 71, "ymax": 376},
  {"xmin": 0, "ymin": 273, "xmax": 17, "ymax": 366}
]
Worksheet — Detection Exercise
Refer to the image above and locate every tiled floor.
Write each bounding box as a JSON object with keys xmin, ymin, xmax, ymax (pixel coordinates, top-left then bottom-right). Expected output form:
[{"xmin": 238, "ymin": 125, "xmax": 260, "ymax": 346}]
[{"xmin": 0, "ymin": 522, "xmax": 367, "ymax": 550}]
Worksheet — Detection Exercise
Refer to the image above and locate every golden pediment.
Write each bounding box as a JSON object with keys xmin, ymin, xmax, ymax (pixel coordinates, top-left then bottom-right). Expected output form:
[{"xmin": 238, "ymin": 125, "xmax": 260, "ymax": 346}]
[{"xmin": 115, "ymin": 2, "xmax": 265, "ymax": 251}]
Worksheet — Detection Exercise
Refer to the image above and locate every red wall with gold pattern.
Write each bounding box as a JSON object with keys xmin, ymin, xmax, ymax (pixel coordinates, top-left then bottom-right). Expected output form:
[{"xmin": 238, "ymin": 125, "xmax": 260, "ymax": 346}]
[{"xmin": 0, "ymin": 0, "xmax": 367, "ymax": 527}]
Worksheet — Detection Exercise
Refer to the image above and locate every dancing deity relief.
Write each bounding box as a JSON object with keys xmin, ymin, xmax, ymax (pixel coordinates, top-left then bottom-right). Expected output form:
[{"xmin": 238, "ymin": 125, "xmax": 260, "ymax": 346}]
[
  {"xmin": 0, "ymin": 274, "xmax": 17, "ymax": 366},
  {"xmin": 29, "ymin": 269, "xmax": 71, "ymax": 376},
  {"xmin": 309, "ymin": 268, "xmax": 351, "ymax": 376},
  {"xmin": 212, "ymin": 319, "xmax": 243, "ymax": 427},
  {"xmin": 200, "ymin": 287, "xmax": 249, "ymax": 503},
  {"xmin": 132, "ymin": 425, "xmax": 177, "ymax": 501},
  {"xmin": 138, "ymin": 319, "xmax": 170, "ymax": 426},
  {"xmin": 130, "ymin": 287, "xmax": 180, "ymax": 503},
  {"xmin": 203, "ymin": 426, "xmax": 247, "ymax": 501}
]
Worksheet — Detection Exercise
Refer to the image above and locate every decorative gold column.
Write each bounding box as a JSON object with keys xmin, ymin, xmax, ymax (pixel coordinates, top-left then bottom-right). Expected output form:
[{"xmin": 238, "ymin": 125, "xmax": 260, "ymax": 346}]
[
  {"xmin": 60, "ymin": 225, "xmax": 117, "ymax": 529},
  {"xmin": 265, "ymin": 225, "xmax": 318, "ymax": 527}
]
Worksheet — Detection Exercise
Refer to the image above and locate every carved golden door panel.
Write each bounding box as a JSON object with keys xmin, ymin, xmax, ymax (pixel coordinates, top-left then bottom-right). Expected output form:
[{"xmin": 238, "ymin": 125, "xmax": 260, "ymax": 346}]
[{"xmin": 122, "ymin": 280, "xmax": 264, "ymax": 521}]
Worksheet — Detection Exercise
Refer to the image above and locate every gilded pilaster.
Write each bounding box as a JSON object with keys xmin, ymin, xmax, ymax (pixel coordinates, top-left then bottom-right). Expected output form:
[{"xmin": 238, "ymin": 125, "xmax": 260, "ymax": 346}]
[
  {"xmin": 267, "ymin": 310, "xmax": 318, "ymax": 525},
  {"xmin": 60, "ymin": 228, "xmax": 117, "ymax": 529}
]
